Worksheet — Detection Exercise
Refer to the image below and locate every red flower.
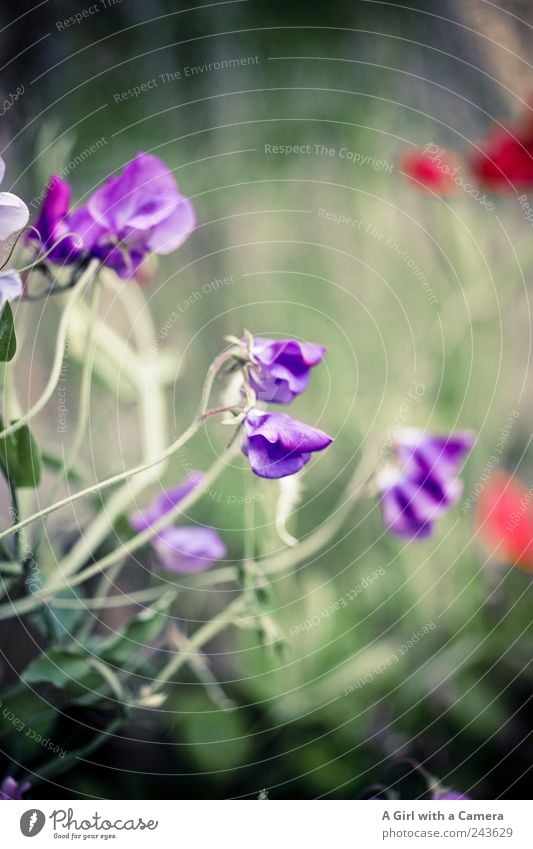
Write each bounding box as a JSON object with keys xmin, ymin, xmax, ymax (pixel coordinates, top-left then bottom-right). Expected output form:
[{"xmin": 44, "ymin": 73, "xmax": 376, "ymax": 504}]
[
  {"xmin": 476, "ymin": 472, "xmax": 533, "ymax": 571},
  {"xmin": 471, "ymin": 110, "xmax": 533, "ymax": 189},
  {"xmin": 400, "ymin": 147, "xmax": 459, "ymax": 195}
]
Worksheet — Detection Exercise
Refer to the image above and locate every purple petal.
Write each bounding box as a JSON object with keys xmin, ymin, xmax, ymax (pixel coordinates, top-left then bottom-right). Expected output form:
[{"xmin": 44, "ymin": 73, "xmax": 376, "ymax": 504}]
[
  {"xmin": 377, "ymin": 449, "xmax": 465, "ymax": 539},
  {"xmin": 377, "ymin": 467, "xmax": 435, "ymax": 538},
  {"xmin": 88, "ymin": 153, "xmax": 180, "ymax": 232},
  {"xmin": 243, "ymin": 410, "xmax": 332, "ymax": 479},
  {"xmin": 153, "ymin": 525, "xmax": 226, "ymax": 572},
  {"xmin": 0, "ymin": 777, "xmax": 30, "ymax": 800},
  {"xmin": 245, "ymin": 410, "xmax": 332, "ymax": 452},
  {"xmin": 249, "ymin": 338, "xmax": 327, "ymax": 404},
  {"xmin": 130, "ymin": 473, "xmax": 204, "ymax": 531},
  {"xmin": 66, "ymin": 206, "xmax": 105, "ymax": 253},
  {"xmin": 30, "ymin": 176, "xmax": 84, "ymax": 263},
  {"xmin": 146, "ymin": 196, "xmax": 196, "ymax": 254},
  {"xmin": 395, "ymin": 428, "xmax": 475, "ymax": 480},
  {"xmin": 0, "ymin": 157, "xmax": 6, "ymax": 186},
  {"xmin": 434, "ymin": 791, "xmax": 470, "ymax": 800},
  {"xmin": 35, "ymin": 176, "xmax": 71, "ymax": 242}
]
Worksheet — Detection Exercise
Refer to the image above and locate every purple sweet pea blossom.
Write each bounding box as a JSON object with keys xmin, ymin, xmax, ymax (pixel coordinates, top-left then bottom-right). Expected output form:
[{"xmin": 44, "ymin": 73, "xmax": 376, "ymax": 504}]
[
  {"xmin": 376, "ymin": 428, "xmax": 475, "ymax": 539},
  {"xmin": 242, "ymin": 409, "xmax": 333, "ymax": 479},
  {"xmin": 153, "ymin": 526, "xmax": 227, "ymax": 573},
  {"xmin": 30, "ymin": 153, "xmax": 196, "ymax": 278},
  {"xmin": 130, "ymin": 472, "xmax": 204, "ymax": 533},
  {"xmin": 248, "ymin": 337, "xmax": 327, "ymax": 404},
  {"xmin": 0, "ymin": 269, "xmax": 23, "ymax": 307},
  {"xmin": 0, "ymin": 157, "xmax": 29, "ymax": 241},
  {"xmin": 130, "ymin": 473, "xmax": 226, "ymax": 573},
  {"xmin": 86, "ymin": 153, "xmax": 196, "ymax": 277},
  {"xmin": 30, "ymin": 176, "xmax": 85, "ymax": 263},
  {"xmin": 0, "ymin": 776, "xmax": 30, "ymax": 800}
]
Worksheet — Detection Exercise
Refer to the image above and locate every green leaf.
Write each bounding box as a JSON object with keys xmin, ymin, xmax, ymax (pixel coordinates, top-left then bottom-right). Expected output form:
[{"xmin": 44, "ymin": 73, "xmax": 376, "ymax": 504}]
[
  {"xmin": 0, "ymin": 416, "xmax": 41, "ymax": 487},
  {"xmin": 48, "ymin": 587, "xmax": 86, "ymax": 634},
  {"xmin": 41, "ymin": 450, "xmax": 84, "ymax": 483},
  {"xmin": 0, "ymin": 302, "xmax": 16, "ymax": 362},
  {"xmin": 22, "ymin": 648, "xmax": 88, "ymax": 689}
]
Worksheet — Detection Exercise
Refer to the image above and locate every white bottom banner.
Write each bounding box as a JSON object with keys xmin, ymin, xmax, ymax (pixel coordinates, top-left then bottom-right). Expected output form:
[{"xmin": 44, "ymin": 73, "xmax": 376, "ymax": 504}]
[{"xmin": 0, "ymin": 800, "xmax": 530, "ymax": 848}]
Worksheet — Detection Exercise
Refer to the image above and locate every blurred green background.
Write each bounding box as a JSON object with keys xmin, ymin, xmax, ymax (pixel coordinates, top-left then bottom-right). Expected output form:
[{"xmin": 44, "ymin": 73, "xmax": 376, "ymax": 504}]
[{"xmin": 0, "ymin": 0, "xmax": 532, "ymax": 799}]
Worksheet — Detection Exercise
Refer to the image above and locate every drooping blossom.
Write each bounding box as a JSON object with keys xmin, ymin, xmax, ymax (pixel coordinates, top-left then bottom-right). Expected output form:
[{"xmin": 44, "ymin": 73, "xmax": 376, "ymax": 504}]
[
  {"xmin": 0, "ymin": 269, "xmax": 23, "ymax": 308},
  {"xmin": 248, "ymin": 337, "xmax": 327, "ymax": 404},
  {"xmin": 471, "ymin": 110, "xmax": 533, "ymax": 189},
  {"xmin": 0, "ymin": 776, "xmax": 30, "ymax": 800},
  {"xmin": 377, "ymin": 428, "xmax": 475, "ymax": 538},
  {"xmin": 242, "ymin": 409, "xmax": 333, "ymax": 479},
  {"xmin": 30, "ymin": 153, "xmax": 196, "ymax": 278},
  {"xmin": 0, "ymin": 157, "xmax": 29, "ymax": 240},
  {"xmin": 399, "ymin": 147, "xmax": 459, "ymax": 194},
  {"xmin": 476, "ymin": 471, "xmax": 533, "ymax": 572},
  {"xmin": 130, "ymin": 473, "xmax": 226, "ymax": 573}
]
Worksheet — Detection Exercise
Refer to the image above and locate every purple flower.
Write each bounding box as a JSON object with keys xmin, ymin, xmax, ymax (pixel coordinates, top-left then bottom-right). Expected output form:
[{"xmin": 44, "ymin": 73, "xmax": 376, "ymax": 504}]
[
  {"xmin": 376, "ymin": 428, "xmax": 475, "ymax": 539},
  {"xmin": 130, "ymin": 472, "xmax": 204, "ymax": 532},
  {"xmin": 242, "ymin": 409, "xmax": 333, "ymax": 479},
  {"xmin": 85, "ymin": 153, "xmax": 196, "ymax": 277},
  {"xmin": 0, "ymin": 157, "xmax": 29, "ymax": 240},
  {"xmin": 433, "ymin": 790, "xmax": 470, "ymax": 800},
  {"xmin": 248, "ymin": 337, "xmax": 327, "ymax": 403},
  {"xmin": 0, "ymin": 776, "xmax": 30, "ymax": 800},
  {"xmin": 152, "ymin": 526, "xmax": 227, "ymax": 573},
  {"xmin": 130, "ymin": 473, "xmax": 226, "ymax": 573},
  {"xmin": 30, "ymin": 153, "xmax": 196, "ymax": 278},
  {"xmin": 30, "ymin": 176, "xmax": 86, "ymax": 263}
]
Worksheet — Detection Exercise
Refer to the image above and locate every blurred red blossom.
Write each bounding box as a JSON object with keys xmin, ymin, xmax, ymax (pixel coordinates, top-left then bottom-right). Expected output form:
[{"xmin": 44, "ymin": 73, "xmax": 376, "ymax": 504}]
[
  {"xmin": 399, "ymin": 146, "xmax": 460, "ymax": 194},
  {"xmin": 476, "ymin": 472, "xmax": 533, "ymax": 572},
  {"xmin": 471, "ymin": 109, "xmax": 533, "ymax": 189}
]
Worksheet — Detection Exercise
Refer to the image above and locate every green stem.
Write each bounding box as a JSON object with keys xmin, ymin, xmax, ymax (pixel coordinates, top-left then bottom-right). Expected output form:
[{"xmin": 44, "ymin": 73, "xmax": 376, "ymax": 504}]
[
  {"xmin": 149, "ymin": 593, "xmax": 247, "ymax": 696},
  {"xmin": 0, "ymin": 260, "xmax": 99, "ymax": 441},
  {"xmin": 50, "ymin": 583, "xmax": 169, "ymax": 610},
  {"xmin": 34, "ymin": 283, "xmax": 102, "ymax": 554},
  {"xmin": 0, "ymin": 437, "xmax": 241, "ymax": 621},
  {"xmin": 200, "ymin": 347, "xmax": 241, "ymax": 415},
  {"xmin": 0, "ymin": 418, "xmax": 201, "ymax": 548},
  {"xmin": 8, "ymin": 479, "xmax": 21, "ymax": 562},
  {"xmin": 194, "ymin": 441, "xmax": 379, "ymax": 587}
]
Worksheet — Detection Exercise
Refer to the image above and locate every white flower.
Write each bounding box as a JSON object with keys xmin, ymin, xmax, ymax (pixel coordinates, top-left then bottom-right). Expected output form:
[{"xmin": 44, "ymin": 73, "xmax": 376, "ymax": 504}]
[
  {"xmin": 0, "ymin": 156, "xmax": 29, "ymax": 240},
  {"xmin": 0, "ymin": 269, "xmax": 23, "ymax": 307}
]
